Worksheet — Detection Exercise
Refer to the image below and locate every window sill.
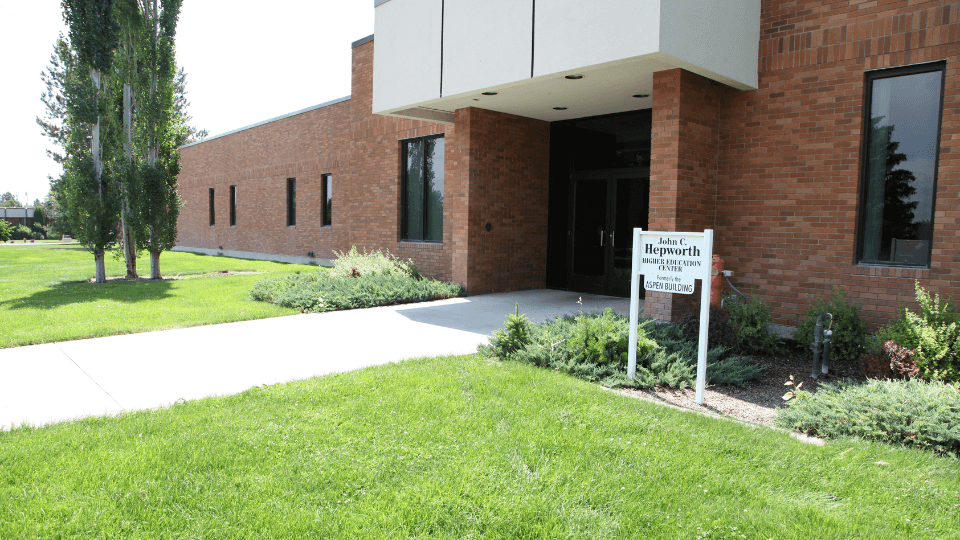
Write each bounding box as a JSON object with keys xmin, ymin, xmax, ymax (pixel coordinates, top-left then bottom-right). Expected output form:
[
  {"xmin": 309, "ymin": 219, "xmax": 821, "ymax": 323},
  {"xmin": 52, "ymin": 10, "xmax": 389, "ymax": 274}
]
[
  {"xmin": 851, "ymin": 265, "xmax": 929, "ymax": 280},
  {"xmin": 399, "ymin": 240, "xmax": 444, "ymax": 249}
]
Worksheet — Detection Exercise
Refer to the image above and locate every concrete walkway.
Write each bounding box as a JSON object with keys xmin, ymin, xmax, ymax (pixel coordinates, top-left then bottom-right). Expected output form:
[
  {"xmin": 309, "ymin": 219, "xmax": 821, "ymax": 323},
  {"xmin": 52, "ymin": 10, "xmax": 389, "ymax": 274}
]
[{"xmin": 1, "ymin": 290, "xmax": 632, "ymax": 430}]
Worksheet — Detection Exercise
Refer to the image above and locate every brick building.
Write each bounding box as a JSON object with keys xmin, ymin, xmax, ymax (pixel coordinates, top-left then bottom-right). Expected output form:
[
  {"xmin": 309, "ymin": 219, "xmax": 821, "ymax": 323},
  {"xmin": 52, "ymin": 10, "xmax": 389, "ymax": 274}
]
[
  {"xmin": 0, "ymin": 208, "xmax": 34, "ymax": 227},
  {"xmin": 176, "ymin": 0, "xmax": 958, "ymax": 330}
]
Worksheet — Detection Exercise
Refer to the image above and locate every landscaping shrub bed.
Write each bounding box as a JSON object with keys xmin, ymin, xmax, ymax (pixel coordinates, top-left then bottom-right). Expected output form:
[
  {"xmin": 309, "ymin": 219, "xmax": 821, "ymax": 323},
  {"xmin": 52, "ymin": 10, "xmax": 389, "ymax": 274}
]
[
  {"xmin": 479, "ymin": 306, "xmax": 764, "ymax": 389},
  {"xmin": 776, "ymin": 378, "xmax": 960, "ymax": 457},
  {"xmin": 251, "ymin": 272, "xmax": 463, "ymax": 313}
]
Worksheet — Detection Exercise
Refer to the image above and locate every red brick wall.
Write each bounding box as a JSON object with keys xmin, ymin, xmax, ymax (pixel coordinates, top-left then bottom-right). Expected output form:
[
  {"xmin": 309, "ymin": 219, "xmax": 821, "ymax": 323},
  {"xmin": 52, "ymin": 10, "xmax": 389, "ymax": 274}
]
[
  {"xmin": 646, "ymin": 69, "xmax": 728, "ymax": 322},
  {"xmin": 176, "ymin": 40, "xmax": 457, "ymax": 281},
  {"xmin": 716, "ymin": 0, "xmax": 960, "ymax": 329},
  {"xmin": 448, "ymin": 107, "xmax": 550, "ymax": 294}
]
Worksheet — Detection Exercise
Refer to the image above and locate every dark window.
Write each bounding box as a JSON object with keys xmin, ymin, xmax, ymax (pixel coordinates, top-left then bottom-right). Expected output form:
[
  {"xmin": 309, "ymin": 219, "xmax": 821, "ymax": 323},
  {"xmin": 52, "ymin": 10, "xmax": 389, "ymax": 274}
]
[
  {"xmin": 286, "ymin": 178, "xmax": 296, "ymax": 226},
  {"xmin": 322, "ymin": 174, "xmax": 332, "ymax": 227},
  {"xmin": 857, "ymin": 62, "xmax": 944, "ymax": 267},
  {"xmin": 229, "ymin": 185, "xmax": 237, "ymax": 226},
  {"xmin": 402, "ymin": 135, "xmax": 444, "ymax": 242},
  {"xmin": 208, "ymin": 188, "xmax": 215, "ymax": 226}
]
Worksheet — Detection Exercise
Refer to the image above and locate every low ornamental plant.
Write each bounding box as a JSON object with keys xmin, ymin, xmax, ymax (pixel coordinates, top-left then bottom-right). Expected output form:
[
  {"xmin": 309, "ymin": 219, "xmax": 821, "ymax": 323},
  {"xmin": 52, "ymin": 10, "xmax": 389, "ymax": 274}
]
[
  {"xmin": 876, "ymin": 281, "xmax": 960, "ymax": 384},
  {"xmin": 328, "ymin": 246, "xmax": 418, "ymax": 279},
  {"xmin": 794, "ymin": 288, "xmax": 867, "ymax": 365},
  {"xmin": 724, "ymin": 294, "xmax": 785, "ymax": 356},
  {"xmin": 480, "ymin": 306, "xmax": 763, "ymax": 389},
  {"xmin": 776, "ymin": 378, "xmax": 960, "ymax": 457}
]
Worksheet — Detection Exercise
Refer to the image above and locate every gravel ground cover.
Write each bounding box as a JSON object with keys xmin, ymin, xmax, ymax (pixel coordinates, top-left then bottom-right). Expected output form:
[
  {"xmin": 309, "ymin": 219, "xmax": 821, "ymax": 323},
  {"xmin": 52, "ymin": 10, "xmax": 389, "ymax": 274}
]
[{"xmin": 618, "ymin": 354, "xmax": 867, "ymax": 428}]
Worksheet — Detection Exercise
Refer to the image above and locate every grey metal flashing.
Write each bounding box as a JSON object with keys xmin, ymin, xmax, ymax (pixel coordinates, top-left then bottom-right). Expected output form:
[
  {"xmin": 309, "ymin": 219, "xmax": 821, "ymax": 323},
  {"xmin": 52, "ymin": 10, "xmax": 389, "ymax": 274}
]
[
  {"xmin": 179, "ymin": 95, "xmax": 351, "ymax": 149},
  {"xmin": 374, "ymin": 0, "xmax": 390, "ymax": 7},
  {"xmin": 351, "ymin": 34, "xmax": 374, "ymax": 48}
]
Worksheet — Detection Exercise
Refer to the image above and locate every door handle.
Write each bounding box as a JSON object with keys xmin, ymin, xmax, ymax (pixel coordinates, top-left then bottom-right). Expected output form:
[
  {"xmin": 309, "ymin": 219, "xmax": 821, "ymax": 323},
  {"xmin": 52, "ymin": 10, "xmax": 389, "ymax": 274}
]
[
  {"xmin": 600, "ymin": 229, "xmax": 604, "ymax": 246},
  {"xmin": 611, "ymin": 231, "xmax": 615, "ymax": 247}
]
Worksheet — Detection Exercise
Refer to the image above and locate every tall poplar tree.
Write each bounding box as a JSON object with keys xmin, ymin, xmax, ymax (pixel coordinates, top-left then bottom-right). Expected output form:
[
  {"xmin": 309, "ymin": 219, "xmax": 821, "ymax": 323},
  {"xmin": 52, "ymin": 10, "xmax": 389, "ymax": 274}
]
[
  {"xmin": 136, "ymin": 0, "xmax": 183, "ymax": 279},
  {"xmin": 62, "ymin": 0, "xmax": 122, "ymax": 283}
]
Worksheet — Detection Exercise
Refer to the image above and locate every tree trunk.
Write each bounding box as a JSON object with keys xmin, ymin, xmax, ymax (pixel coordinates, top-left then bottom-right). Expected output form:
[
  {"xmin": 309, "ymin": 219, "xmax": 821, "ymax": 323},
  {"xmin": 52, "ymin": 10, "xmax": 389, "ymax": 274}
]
[
  {"xmin": 94, "ymin": 249, "xmax": 106, "ymax": 284},
  {"xmin": 150, "ymin": 249, "xmax": 161, "ymax": 280},
  {"xmin": 122, "ymin": 81, "xmax": 137, "ymax": 278}
]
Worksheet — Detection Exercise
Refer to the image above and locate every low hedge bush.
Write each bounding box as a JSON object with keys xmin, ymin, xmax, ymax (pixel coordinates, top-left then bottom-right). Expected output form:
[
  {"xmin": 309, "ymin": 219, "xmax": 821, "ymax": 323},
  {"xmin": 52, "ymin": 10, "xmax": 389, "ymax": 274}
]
[
  {"xmin": 725, "ymin": 294, "xmax": 785, "ymax": 356},
  {"xmin": 775, "ymin": 378, "xmax": 960, "ymax": 457},
  {"xmin": 251, "ymin": 272, "xmax": 463, "ymax": 313},
  {"xmin": 9, "ymin": 224, "xmax": 32, "ymax": 241},
  {"xmin": 795, "ymin": 289, "xmax": 867, "ymax": 365},
  {"xmin": 480, "ymin": 307, "xmax": 764, "ymax": 389}
]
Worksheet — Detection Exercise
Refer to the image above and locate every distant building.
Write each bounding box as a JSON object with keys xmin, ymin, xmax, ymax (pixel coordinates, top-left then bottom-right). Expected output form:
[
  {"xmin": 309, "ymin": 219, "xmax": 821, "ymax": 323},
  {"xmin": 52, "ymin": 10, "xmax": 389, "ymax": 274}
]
[
  {"xmin": 0, "ymin": 208, "xmax": 34, "ymax": 227},
  {"xmin": 174, "ymin": 0, "xmax": 958, "ymax": 329}
]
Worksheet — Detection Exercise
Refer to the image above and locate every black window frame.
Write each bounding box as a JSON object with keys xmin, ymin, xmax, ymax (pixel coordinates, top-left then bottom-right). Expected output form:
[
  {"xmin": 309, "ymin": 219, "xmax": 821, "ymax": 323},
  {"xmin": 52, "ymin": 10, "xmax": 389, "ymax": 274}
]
[
  {"xmin": 229, "ymin": 185, "xmax": 237, "ymax": 227},
  {"xmin": 286, "ymin": 177, "xmax": 296, "ymax": 227},
  {"xmin": 321, "ymin": 173, "xmax": 332, "ymax": 227},
  {"xmin": 855, "ymin": 60, "xmax": 945, "ymax": 268},
  {"xmin": 208, "ymin": 187, "xmax": 215, "ymax": 226},
  {"xmin": 401, "ymin": 134, "xmax": 445, "ymax": 243}
]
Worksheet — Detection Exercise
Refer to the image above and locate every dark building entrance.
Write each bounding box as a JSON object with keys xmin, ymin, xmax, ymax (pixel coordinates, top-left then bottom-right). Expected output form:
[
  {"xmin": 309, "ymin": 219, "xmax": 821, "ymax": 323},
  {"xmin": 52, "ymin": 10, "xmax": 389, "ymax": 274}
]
[{"xmin": 547, "ymin": 110, "xmax": 652, "ymax": 297}]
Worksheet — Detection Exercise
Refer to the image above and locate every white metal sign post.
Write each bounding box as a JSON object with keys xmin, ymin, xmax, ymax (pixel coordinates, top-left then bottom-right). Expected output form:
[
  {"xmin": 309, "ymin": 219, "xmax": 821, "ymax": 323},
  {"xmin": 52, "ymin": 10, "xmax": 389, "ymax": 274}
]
[{"xmin": 627, "ymin": 229, "xmax": 714, "ymax": 405}]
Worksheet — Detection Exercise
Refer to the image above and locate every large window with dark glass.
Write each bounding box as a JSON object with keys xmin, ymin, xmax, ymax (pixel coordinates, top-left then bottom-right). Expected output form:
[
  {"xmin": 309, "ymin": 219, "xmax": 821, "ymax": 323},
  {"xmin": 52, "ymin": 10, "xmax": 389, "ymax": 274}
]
[
  {"xmin": 402, "ymin": 135, "xmax": 444, "ymax": 242},
  {"xmin": 857, "ymin": 62, "xmax": 944, "ymax": 267},
  {"xmin": 322, "ymin": 174, "xmax": 332, "ymax": 227},
  {"xmin": 286, "ymin": 178, "xmax": 296, "ymax": 226}
]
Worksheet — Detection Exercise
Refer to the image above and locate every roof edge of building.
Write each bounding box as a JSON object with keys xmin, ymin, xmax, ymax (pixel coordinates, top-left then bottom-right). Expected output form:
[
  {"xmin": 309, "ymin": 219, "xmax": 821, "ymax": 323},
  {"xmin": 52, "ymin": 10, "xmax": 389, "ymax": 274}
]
[
  {"xmin": 179, "ymin": 95, "xmax": 352, "ymax": 149},
  {"xmin": 351, "ymin": 34, "xmax": 374, "ymax": 49}
]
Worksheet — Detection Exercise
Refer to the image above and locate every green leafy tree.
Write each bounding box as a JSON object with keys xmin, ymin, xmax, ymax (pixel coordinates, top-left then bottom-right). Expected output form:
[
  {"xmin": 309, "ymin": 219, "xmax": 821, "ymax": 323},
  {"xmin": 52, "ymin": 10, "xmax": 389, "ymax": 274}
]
[
  {"xmin": 62, "ymin": 0, "xmax": 123, "ymax": 283},
  {"xmin": 0, "ymin": 220, "xmax": 12, "ymax": 242},
  {"xmin": 0, "ymin": 192, "xmax": 23, "ymax": 207}
]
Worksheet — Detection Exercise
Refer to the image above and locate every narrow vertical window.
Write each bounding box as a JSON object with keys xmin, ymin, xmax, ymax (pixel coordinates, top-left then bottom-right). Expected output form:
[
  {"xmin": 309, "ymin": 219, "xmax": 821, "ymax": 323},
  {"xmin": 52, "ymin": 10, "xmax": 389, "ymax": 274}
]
[
  {"xmin": 321, "ymin": 174, "xmax": 332, "ymax": 227},
  {"xmin": 857, "ymin": 62, "xmax": 944, "ymax": 267},
  {"xmin": 402, "ymin": 135, "xmax": 444, "ymax": 242},
  {"xmin": 286, "ymin": 178, "xmax": 296, "ymax": 226},
  {"xmin": 229, "ymin": 185, "xmax": 237, "ymax": 226},
  {"xmin": 208, "ymin": 188, "xmax": 215, "ymax": 226}
]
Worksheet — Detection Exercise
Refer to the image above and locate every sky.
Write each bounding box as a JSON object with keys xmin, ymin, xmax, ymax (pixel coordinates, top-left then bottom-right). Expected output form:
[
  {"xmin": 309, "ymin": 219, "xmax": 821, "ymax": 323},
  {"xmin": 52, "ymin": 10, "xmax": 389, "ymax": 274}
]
[{"xmin": 0, "ymin": 1, "xmax": 375, "ymax": 205}]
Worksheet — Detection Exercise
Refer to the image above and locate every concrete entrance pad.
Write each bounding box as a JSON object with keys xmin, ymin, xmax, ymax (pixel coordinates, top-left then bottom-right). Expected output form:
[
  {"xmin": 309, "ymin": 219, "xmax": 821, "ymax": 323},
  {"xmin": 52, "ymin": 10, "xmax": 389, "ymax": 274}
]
[{"xmin": 0, "ymin": 289, "xmax": 634, "ymax": 430}]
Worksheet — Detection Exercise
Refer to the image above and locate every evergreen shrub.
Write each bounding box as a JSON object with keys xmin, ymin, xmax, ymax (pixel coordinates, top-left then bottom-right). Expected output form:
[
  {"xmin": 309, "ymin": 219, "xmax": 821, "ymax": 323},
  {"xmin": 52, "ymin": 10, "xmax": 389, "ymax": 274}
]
[
  {"xmin": 795, "ymin": 289, "xmax": 867, "ymax": 365},
  {"xmin": 679, "ymin": 304, "xmax": 737, "ymax": 351},
  {"xmin": 0, "ymin": 220, "xmax": 11, "ymax": 242},
  {"xmin": 480, "ymin": 308, "xmax": 764, "ymax": 389},
  {"xmin": 251, "ymin": 272, "xmax": 462, "ymax": 313},
  {"xmin": 725, "ymin": 294, "xmax": 784, "ymax": 356},
  {"xmin": 775, "ymin": 378, "xmax": 960, "ymax": 457}
]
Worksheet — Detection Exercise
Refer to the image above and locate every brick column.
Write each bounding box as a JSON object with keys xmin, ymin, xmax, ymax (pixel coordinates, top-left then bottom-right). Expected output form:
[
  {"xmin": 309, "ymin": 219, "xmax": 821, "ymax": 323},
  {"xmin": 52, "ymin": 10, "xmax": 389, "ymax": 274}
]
[
  {"xmin": 448, "ymin": 107, "xmax": 550, "ymax": 294},
  {"xmin": 646, "ymin": 69, "xmax": 728, "ymax": 322}
]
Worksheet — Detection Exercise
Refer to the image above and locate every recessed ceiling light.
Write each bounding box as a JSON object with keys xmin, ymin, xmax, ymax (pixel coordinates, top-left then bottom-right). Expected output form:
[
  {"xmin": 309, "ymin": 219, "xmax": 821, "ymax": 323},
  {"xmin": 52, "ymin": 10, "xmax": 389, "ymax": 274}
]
[
  {"xmin": 632, "ymin": 94, "xmax": 650, "ymax": 98},
  {"xmin": 482, "ymin": 91, "xmax": 498, "ymax": 96},
  {"xmin": 564, "ymin": 75, "xmax": 584, "ymax": 80},
  {"xmin": 553, "ymin": 107, "xmax": 568, "ymax": 110}
]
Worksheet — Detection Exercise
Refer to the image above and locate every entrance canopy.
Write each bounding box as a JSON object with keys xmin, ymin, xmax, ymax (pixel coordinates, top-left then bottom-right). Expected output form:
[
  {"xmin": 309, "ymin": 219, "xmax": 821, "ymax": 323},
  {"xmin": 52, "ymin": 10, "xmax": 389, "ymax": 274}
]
[{"xmin": 372, "ymin": 0, "xmax": 760, "ymax": 123}]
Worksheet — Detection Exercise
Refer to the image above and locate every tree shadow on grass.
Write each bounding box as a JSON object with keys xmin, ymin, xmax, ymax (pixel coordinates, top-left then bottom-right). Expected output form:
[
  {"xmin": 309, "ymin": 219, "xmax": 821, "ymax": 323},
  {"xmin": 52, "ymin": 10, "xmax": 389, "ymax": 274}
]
[{"xmin": 2, "ymin": 278, "xmax": 175, "ymax": 310}]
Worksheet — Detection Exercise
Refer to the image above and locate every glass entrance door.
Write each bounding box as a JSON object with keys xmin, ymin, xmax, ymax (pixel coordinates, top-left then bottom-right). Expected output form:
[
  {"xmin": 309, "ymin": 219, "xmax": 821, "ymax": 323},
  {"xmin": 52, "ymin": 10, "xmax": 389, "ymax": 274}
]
[{"xmin": 568, "ymin": 169, "xmax": 649, "ymax": 296}]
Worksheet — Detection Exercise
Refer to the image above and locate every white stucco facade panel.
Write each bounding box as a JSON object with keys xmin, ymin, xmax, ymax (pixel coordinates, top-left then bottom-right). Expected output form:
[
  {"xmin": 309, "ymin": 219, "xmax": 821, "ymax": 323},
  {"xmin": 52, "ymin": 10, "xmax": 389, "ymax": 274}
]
[
  {"xmin": 441, "ymin": 0, "xmax": 534, "ymax": 97},
  {"xmin": 373, "ymin": 0, "xmax": 443, "ymax": 114},
  {"xmin": 533, "ymin": 0, "xmax": 661, "ymax": 78},
  {"xmin": 659, "ymin": 0, "xmax": 760, "ymax": 89}
]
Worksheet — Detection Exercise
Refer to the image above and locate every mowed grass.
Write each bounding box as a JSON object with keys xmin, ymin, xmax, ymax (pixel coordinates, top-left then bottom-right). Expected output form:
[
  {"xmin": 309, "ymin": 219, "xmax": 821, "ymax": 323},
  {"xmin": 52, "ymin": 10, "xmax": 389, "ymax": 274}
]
[
  {"xmin": 2, "ymin": 356, "xmax": 959, "ymax": 539},
  {"xmin": 0, "ymin": 244, "xmax": 318, "ymax": 347}
]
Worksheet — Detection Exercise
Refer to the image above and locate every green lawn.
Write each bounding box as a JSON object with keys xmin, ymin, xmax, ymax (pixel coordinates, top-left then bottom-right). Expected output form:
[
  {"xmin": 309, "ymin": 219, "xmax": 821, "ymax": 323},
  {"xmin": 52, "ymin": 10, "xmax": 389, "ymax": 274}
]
[
  {"xmin": 0, "ymin": 244, "xmax": 318, "ymax": 348},
  {"xmin": 2, "ymin": 356, "xmax": 958, "ymax": 539}
]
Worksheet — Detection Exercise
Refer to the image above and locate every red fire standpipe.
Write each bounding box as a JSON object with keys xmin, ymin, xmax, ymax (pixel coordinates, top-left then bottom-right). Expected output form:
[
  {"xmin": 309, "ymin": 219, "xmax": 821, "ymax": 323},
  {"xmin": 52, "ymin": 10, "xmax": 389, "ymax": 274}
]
[{"xmin": 711, "ymin": 255, "xmax": 724, "ymax": 306}]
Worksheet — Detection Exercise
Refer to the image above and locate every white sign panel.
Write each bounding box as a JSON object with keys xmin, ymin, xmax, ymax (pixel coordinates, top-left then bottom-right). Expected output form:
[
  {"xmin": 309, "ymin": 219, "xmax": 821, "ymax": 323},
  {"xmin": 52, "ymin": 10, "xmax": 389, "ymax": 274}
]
[
  {"xmin": 628, "ymin": 229, "xmax": 714, "ymax": 405},
  {"xmin": 638, "ymin": 235, "xmax": 707, "ymax": 294}
]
